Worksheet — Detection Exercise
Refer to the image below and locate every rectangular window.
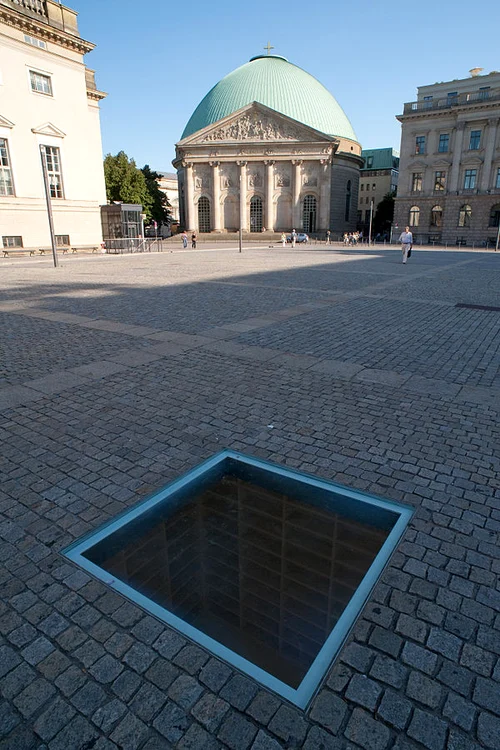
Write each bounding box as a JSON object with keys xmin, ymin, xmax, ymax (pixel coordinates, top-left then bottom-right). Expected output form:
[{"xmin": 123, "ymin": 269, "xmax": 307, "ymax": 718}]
[
  {"xmin": 411, "ymin": 172, "xmax": 423, "ymax": 192},
  {"xmin": 434, "ymin": 171, "xmax": 446, "ymax": 191},
  {"xmin": 438, "ymin": 133, "xmax": 449, "ymax": 153},
  {"xmin": 30, "ymin": 70, "xmax": 52, "ymax": 95},
  {"xmin": 55, "ymin": 235, "xmax": 70, "ymax": 246},
  {"xmin": 464, "ymin": 169, "xmax": 477, "ymax": 190},
  {"xmin": 42, "ymin": 145, "xmax": 64, "ymax": 198},
  {"xmin": 496, "ymin": 168, "xmax": 500, "ymax": 189},
  {"xmin": 360, "ymin": 184, "xmax": 364, "ymax": 191},
  {"xmin": 366, "ymin": 156, "xmax": 373, "ymax": 168},
  {"xmin": 0, "ymin": 138, "xmax": 15, "ymax": 196},
  {"xmin": 24, "ymin": 35, "xmax": 47, "ymax": 50},
  {"xmin": 479, "ymin": 86, "xmax": 490, "ymax": 100},
  {"xmin": 469, "ymin": 130, "xmax": 481, "ymax": 150},
  {"xmin": 447, "ymin": 91, "xmax": 458, "ymax": 103},
  {"xmin": 423, "ymin": 95, "xmax": 433, "ymax": 109},
  {"xmin": 415, "ymin": 136, "xmax": 426, "ymax": 154},
  {"xmin": 2, "ymin": 236, "xmax": 23, "ymax": 248}
]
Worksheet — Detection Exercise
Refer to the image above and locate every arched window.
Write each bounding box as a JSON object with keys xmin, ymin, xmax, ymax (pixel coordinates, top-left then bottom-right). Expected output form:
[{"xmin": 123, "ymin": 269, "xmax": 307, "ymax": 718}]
[
  {"xmin": 430, "ymin": 205, "xmax": 443, "ymax": 227},
  {"xmin": 488, "ymin": 203, "xmax": 500, "ymax": 227},
  {"xmin": 409, "ymin": 206, "xmax": 420, "ymax": 227},
  {"xmin": 345, "ymin": 180, "xmax": 352, "ymax": 222},
  {"xmin": 303, "ymin": 195, "xmax": 317, "ymax": 233},
  {"xmin": 197, "ymin": 196, "xmax": 211, "ymax": 232},
  {"xmin": 249, "ymin": 196, "xmax": 263, "ymax": 232},
  {"xmin": 458, "ymin": 204, "xmax": 472, "ymax": 228}
]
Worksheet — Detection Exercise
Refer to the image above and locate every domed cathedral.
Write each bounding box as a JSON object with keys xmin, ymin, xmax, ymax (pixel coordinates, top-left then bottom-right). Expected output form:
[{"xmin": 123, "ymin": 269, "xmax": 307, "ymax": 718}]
[{"xmin": 173, "ymin": 53, "xmax": 362, "ymax": 236}]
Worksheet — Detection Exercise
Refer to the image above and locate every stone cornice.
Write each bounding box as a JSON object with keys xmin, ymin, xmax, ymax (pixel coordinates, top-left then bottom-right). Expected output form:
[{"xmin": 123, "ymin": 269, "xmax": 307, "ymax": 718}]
[
  {"xmin": 0, "ymin": 5, "xmax": 95, "ymax": 54},
  {"xmin": 86, "ymin": 88, "xmax": 107, "ymax": 101}
]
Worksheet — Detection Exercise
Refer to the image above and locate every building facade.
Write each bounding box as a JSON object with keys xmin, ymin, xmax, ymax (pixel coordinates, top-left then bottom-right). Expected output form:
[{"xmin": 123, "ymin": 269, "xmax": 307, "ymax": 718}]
[
  {"xmin": 173, "ymin": 55, "xmax": 363, "ymax": 236},
  {"xmin": 157, "ymin": 172, "xmax": 179, "ymax": 224},
  {"xmin": 358, "ymin": 148, "xmax": 399, "ymax": 232},
  {"xmin": 0, "ymin": 0, "xmax": 106, "ymax": 250},
  {"xmin": 394, "ymin": 70, "xmax": 500, "ymax": 246}
]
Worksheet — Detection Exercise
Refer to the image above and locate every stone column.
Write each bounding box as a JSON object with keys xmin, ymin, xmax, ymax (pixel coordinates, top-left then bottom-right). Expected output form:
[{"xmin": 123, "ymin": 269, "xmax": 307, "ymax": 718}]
[
  {"xmin": 265, "ymin": 161, "xmax": 274, "ymax": 231},
  {"xmin": 238, "ymin": 161, "xmax": 247, "ymax": 232},
  {"xmin": 449, "ymin": 123, "xmax": 466, "ymax": 192},
  {"xmin": 480, "ymin": 118, "xmax": 499, "ymax": 191},
  {"xmin": 184, "ymin": 162, "xmax": 195, "ymax": 231},
  {"xmin": 292, "ymin": 160, "xmax": 302, "ymax": 229},
  {"xmin": 211, "ymin": 161, "xmax": 221, "ymax": 231},
  {"xmin": 319, "ymin": 159, "xmax": 332, "ymax": 230}
]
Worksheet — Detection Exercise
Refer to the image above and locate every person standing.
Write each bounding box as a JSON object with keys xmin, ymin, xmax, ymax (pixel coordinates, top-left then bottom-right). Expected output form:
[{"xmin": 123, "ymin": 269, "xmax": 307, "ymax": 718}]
[
  {"xmin": 398, "ymin": 226, "xmax": 413, "ymax": 264},
  {"xmin": 281, "ymin": 232, "xmax": 287, "ymax": 248},
  {"xmin": 191, "ymin": 232, "xmax": 197, "ymax": 249},
  {"xmin": 326, "ymin": 230, "xmax": 331, "ymax": 246},
  {"xmin": 181, "ymin": 231, "xmax": 188, "ymax": 249},
  {"xmin": 291, "ymin": 229, "xmax": 297, "ymax": 248}
]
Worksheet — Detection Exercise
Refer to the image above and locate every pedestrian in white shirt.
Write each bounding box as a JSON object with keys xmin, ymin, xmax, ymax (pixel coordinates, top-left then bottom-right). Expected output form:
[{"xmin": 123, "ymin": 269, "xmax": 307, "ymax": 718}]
[{"xmin": 398, "ymin": 226, "xmax": 413, "ymax": 264}]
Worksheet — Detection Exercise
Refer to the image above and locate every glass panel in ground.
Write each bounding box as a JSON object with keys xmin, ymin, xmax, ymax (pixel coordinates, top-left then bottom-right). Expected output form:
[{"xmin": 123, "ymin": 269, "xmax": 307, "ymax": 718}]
[{"xmin": 84, "ymin": 476, "xmax": 391, "ymax": 688}]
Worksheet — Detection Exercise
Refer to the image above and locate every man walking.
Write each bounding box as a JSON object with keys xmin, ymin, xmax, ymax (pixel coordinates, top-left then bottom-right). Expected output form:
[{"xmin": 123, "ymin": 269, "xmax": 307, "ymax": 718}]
[
  {"xmin": 326, "ymin": 230, "xmax": 331, "ymax": 246},
  {"xmin": 398, "ymin": 226, "xmax": 413, "ymax": 264},
  {"xmin": 291, "ymin": 229, "xmax": 297, "ymax": 248}
]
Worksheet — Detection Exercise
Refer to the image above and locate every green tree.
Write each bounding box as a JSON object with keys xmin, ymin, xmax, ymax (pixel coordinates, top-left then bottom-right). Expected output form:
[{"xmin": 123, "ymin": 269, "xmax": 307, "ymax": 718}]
[
  {"xmin": 103, "ymin": 151, "xmax": 152, "ymax": 218},
  {"xmin": 141, "ymin": 165, "xmax": 172, "ymax": 227},
  {"xmin": 374, "ymin": 192, "xmax": 396, "ymax": 235}
]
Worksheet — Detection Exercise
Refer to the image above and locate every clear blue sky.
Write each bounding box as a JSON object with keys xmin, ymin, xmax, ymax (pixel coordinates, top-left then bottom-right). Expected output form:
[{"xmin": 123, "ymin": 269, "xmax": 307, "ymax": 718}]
[{"xmin": 73, "ymin": 0, "xmax": 500, "ymax": 172}]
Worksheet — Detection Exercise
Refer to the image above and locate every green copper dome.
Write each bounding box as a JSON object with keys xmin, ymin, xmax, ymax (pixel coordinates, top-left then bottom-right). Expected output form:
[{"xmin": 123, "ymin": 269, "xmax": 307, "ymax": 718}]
[{"xmin": 181, "ymin": 55, "xmax": 358, "ymax": 142}]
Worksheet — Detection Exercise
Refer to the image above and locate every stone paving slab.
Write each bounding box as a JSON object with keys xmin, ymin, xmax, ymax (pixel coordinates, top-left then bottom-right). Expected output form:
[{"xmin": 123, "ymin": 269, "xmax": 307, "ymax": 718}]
[{"xmin": 0, "ymin": 247, "xmax": 499, "ymax": 750}]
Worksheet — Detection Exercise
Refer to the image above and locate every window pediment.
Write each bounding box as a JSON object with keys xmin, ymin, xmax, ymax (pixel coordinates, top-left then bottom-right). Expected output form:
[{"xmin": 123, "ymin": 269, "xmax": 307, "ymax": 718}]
[
  {"xmin": 31, "ymin": 122, "xmax": 66, "ymax": 138},
  {"xmin": 0, "ymin": 115, "xmax": 15, "ymax": 129}
]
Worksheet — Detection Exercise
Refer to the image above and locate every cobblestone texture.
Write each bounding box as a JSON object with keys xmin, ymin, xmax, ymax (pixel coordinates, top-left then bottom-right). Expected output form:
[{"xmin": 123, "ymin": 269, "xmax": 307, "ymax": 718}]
[{"xmin": 0, "ymin": 246, "xmax": 499, "ymax": 748}]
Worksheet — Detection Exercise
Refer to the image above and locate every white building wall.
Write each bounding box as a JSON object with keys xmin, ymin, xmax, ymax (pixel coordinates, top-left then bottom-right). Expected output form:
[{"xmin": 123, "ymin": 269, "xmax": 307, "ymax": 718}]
[{"xmin": 0, "ymin": 12, "xmax": 106, "ymax": 248}]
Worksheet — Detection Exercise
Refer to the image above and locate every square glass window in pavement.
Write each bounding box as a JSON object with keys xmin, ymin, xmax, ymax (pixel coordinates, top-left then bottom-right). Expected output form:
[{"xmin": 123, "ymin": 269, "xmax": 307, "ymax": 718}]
[{"xmin": 64, "ymin": 451, "xmax": 412, "ymax": 707}]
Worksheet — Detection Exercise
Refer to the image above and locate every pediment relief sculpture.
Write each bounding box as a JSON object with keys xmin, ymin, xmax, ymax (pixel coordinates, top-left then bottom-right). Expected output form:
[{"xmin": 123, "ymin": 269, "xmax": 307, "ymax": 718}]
[{"xmin": 203, "ymin": 112, "xmax": 303, "ymax": 142}]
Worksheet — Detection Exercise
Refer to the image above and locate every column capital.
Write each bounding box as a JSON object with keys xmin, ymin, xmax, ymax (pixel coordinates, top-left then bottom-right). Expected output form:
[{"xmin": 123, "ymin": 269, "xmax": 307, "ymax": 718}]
[
  {"xmin": 209, "ymin": 160, "xmax": 220, "ymax": 167},
  {"xmin": 292, "ymin": 159, "xmax": 303, "ymax": 166},
  {"xmin": 456, "ymin": 122, "xmax": 466, "ymax": 132},
  {"xmin": 182, "ymin": 160, "xmax": 193, "ymax": 168},
  {"xmin": 236, "ymin": 160, "xmax": 248, "ymax": 167},
  {"xmin": 264, "ymin": 159, "xmax": 275, "ymax": 166},
  {"xmin": 488, "ymin": 117, "xmax": 499, "ymax": 127}
]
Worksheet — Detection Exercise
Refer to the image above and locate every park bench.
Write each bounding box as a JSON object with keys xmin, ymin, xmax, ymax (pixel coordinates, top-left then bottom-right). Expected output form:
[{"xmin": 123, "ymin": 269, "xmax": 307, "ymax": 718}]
[
  {"xmin": 3, "ymin": 247, "xmax": 37, "ymax": 257},
  {"xmin": 71, "ymin": 245, "xmax": 100, "ymax": 253}
]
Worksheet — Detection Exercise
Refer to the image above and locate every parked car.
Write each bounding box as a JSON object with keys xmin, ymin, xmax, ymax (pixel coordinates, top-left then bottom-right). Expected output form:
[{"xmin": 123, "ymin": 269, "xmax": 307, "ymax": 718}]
[{"xmin": 286, "ymin": 233, "xmax": 310, "ymax": 244}]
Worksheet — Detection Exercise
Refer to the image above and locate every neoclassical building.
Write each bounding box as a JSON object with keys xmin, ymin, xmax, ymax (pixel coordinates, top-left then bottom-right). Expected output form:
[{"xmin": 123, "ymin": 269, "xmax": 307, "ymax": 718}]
[
  {"xmin": 0, "ymin": 0, "xmax": 106, "ymax": 250},
  {"xmin": 173, "ymin": 54, "xmax": 362, "ymax": 235},
  {"xmin": 394, "ymin": 69, "xmax": 500, "ymax": 246}
]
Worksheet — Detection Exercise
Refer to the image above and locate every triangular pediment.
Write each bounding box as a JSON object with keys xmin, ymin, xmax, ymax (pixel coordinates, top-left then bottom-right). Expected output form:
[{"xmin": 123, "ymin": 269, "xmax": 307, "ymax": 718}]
[
  {"xmin": 178, "ymin": 103, "xmax": 337, "ymax": 146},
  {"xmin": 31, "ymin": 122, "xmax": 66, "ymax": 138},
  {"xmin": 0, "ymin": 114, "xmax": 15, "ymax": 129},
  {"xmin": 432, "ymin": 157, "xmax": 452, "ymax": 167}
]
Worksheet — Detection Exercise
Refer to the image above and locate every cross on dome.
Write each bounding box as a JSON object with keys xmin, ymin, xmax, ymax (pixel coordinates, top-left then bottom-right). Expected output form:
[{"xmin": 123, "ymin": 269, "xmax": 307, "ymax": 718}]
[{"xmin": 264, "ymin": 41, "xmax": 274, "ymax": 55}]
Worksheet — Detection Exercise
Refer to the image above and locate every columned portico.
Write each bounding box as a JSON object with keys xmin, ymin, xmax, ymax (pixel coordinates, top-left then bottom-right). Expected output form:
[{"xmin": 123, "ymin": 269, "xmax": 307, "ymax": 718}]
[
  {"xmin": 238, "ymin": 161, "xmax": 248, "ymax": 232},
  {"xmin": 184, "ymin": 162, "xmax": 195, "ymax": 231},
  {"xmin": 292, "ymin": 160, "xmax": 302, "ymax": 228},
  {"xmin": 211, "ymin": 161, "xmax": 221, "ymax": 231},
  {"xmin": 319, "ymin": 159, "xmax": 331, "ymax": 230},
  {"xmin": 265, "ymin": 161, "xmax": 274, "ymax": 231}
]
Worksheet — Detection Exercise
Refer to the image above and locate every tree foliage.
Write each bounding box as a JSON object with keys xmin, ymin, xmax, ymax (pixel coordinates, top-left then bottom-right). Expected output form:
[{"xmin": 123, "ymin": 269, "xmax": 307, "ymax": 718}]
[
  {"xmin": 103, "ymin": 151, "xmax": 152, "ymax": 218},
  {"xmin": 141, "ymin": 165, "xmax": 172, "ymax": 227},
  {"xmin": 374, "ymin": 192, "xmax": 396, "ymax": 234}
]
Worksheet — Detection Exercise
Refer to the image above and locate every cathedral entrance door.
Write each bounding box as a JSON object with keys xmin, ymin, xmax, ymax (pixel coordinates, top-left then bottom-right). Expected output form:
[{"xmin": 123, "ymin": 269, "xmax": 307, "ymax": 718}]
[
  {"xmin": 303, "ymin": 195, "xmax": 317, "ymax": 234},
  {"xmin": 250, "ymin": 196, "xmax": 263, "ymax": 232},
  {"xmin": 198, "ymin": 196, "xmax": 211, "ymax": 233}
]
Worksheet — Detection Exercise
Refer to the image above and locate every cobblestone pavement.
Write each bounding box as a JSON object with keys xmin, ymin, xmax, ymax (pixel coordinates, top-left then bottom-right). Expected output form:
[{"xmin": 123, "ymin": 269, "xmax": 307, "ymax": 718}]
[{"xmin": 0, "ymin": 246, "xmax": 499, "ymax": 750}]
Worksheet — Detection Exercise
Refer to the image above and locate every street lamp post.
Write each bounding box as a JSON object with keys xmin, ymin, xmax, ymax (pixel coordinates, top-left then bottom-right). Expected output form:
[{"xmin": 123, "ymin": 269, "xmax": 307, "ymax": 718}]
[
  {"xmin": 496, "ymin": 219, "xmax": 500, "ymax": 252},
  {"xmin": 368, "ymin": 199, "xmax": 374, "ymax": 247},
  {"xmin": 39, "ymin": 145, "xmax": 59, "ymax": 268}
]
